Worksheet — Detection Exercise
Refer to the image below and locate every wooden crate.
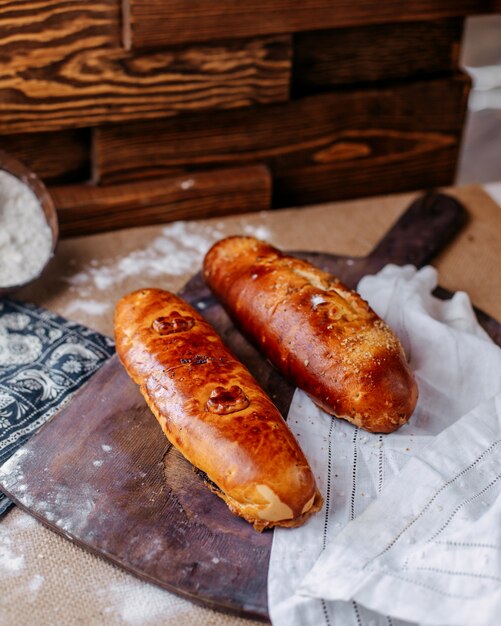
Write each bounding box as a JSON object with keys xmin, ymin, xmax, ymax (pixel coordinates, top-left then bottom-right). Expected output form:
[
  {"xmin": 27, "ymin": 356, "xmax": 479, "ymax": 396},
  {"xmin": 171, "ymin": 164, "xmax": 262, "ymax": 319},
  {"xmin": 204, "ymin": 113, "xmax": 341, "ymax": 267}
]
[
  {"xmin": 293, "ymin": 19, "xmax": 464, "ymax": 91},
  {"xmin": 0, "ymin": 1, "xmax": 496, "ymax": 235},
  {"xmin": 123, "ymin": 0, "xmax": 490, "ymax": 48},
  {"xmin": 51, "ymin": 166, "xmax": 272, "ymax": 237},
  {"xmin": 94, "ymin": 74, "xmax": 470, "ymax": 206}
]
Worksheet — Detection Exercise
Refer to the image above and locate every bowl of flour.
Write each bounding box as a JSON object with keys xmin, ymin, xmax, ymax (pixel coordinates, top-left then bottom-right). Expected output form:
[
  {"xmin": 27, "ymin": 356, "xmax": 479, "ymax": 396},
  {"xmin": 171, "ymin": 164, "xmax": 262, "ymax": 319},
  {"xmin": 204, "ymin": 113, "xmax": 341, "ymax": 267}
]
[{"xmin": 0, "ymin": 150, "xmax": 58, "ymax": 296}]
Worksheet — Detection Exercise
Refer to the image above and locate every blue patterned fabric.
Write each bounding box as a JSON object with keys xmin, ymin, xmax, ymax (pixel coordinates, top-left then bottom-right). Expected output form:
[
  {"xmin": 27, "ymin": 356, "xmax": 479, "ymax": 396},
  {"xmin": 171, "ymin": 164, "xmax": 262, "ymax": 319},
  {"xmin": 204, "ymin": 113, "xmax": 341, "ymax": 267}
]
[{"xmin": 0, "ymin": 298, "xmax": 114, "ymax": 516}]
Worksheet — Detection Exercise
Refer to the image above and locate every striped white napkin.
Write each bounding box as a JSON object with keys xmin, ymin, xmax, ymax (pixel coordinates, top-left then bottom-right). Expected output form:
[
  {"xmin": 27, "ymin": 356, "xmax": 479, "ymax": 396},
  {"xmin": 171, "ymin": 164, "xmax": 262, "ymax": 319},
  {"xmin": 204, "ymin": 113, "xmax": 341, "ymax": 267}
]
[{"xmin": 268, "ymin": 265, "xmax": 501, "ymax": 626}]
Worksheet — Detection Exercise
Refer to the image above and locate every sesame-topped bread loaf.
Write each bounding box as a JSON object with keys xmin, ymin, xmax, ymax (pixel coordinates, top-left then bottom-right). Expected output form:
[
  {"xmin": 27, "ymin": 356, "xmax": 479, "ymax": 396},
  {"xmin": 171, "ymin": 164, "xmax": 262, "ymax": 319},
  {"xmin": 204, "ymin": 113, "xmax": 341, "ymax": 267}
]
[{"xmin": 204, "ymin": 236, "xmax": 418, "ymax": 434}]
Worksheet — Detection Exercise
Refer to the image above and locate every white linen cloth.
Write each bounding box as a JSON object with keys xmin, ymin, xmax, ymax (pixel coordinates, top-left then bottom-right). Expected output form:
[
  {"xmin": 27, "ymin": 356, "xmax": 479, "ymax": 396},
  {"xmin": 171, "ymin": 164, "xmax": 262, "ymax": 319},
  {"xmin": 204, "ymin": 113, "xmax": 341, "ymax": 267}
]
[{"xmin": 268, "ymin": 265, "xmax": 501, "ymax": 626}]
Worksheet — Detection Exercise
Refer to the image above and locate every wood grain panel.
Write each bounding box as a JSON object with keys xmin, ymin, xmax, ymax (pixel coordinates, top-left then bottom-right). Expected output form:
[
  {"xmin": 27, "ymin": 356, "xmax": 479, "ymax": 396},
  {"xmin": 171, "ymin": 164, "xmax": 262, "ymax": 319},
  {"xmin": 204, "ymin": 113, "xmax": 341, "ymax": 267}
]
[
  {"xmin": 273, "ymin": 139, "xmax": 460, "ymax": 207},
  {"xmin": 0, "ymin": 1, "xmax": 120, "ymax": 49},
  {"xmin": 294, "ymin": 19, "xmax": 463, "ymax": 92},
  {"xmin": 51, "ymin": 165, "xmax": 271, "ymax": 237},
  {"xmin": 0, "ymin": 36, "xmax": 290, "ymax": 134},
  {"xmin": 94, "ymin": 74, "xmax": 470, "ymax": 206},
  {"xmin": 125, "ymin": 0, "xmax": 491, "ymax": 48},
  {"xmin": 0, "ymin": 130, "xmax": 90, "ymax": 184}
]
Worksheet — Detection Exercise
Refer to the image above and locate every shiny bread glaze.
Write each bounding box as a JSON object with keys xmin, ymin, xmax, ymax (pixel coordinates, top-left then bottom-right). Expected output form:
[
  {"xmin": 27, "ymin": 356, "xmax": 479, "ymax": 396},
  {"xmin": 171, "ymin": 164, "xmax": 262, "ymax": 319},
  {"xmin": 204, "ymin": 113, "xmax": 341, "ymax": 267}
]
[
  {"xmin": 204, "ymin": 236, "xmax": 418, "ymax": 434},
  {"xmin": 114, "ymin": 288, "xmax": 322, "ymax": 531}
]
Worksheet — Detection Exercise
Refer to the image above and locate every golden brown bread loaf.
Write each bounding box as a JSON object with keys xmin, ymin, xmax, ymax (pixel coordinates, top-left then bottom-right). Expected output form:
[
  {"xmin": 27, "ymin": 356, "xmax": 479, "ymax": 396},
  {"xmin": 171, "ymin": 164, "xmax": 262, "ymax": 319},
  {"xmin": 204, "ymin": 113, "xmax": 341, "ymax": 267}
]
[
  {"xmin": 203, "ymin": 236, "xmax": 418, "ymax": 434},
  {"xmin": 114, "ymin": 288, "xmax": 322, "ymax": 531}
]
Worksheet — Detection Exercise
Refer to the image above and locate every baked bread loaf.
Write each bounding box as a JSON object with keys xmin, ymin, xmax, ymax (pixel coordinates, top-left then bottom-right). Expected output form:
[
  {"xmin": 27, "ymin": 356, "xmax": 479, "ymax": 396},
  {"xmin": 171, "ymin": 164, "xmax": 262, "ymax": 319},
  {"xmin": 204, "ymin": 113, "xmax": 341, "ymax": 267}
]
[
  {"xmin": 114, "ymin": 288, "xmax": 322, "ymax": 531},
  {"xmin": 204, "ymin": 237, "xmax": 418, "ymax": 434}
]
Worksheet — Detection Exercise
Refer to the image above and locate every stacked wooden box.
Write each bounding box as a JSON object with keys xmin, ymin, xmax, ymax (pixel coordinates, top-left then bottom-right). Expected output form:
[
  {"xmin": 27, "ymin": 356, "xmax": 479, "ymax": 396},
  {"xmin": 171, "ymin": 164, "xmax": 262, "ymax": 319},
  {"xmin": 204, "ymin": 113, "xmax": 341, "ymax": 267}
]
[{"xmin": 0, "ymin": 1, "xmax": 497, "ymax": 237}]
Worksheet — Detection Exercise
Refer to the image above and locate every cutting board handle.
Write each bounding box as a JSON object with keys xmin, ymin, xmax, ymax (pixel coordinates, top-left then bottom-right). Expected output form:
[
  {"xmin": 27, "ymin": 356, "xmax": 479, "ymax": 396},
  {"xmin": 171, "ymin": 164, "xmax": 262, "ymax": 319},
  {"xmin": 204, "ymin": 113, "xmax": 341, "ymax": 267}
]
[{"xmin": 369, "ymin": 192, "xmax": 468, "ymax": 268}]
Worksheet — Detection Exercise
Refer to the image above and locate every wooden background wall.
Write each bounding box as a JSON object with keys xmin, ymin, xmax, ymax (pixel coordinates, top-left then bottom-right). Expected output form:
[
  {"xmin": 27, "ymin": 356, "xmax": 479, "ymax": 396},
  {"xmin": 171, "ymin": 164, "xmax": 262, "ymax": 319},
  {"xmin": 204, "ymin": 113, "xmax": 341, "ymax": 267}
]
[{"xmin": 0, "ymin": 0, "xmax": 499, "ymax": 237}]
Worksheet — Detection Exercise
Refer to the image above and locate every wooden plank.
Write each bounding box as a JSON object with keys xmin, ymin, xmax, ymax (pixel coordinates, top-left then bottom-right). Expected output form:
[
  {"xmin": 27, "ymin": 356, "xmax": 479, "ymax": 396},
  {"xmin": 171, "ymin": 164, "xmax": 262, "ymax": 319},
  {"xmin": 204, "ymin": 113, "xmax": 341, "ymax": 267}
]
[
  {"xmin": 51, "ymin": 165, "xmax": 271, "ymax": 237},
  {"xmin": 124, "ymin": 0, "xmax": 491, "ymax": 48},
  {"xmin": 93, "ymin": 74, "xmax": 470, "ymax": 205},
  {"xmin": 0, "ymin": 130, "xmax": 90, "ymax": 184},
  {"xmin": 0, "ymin": 0, "xmax": 117, "ymax": 136},
  {"xmin": 273, "ymin": 138, "xmax": 460, "ymax": 207},
  {"xmin": 0, "ymin": 36, "xmax": 290, "ymax": 134},
  {"xmin": 294, "ymin": 19, "xmax": 463, "ymax": 92},
  {"xmin": 0, "ymin": 1, "xmax": 120, "ymax": 49}
]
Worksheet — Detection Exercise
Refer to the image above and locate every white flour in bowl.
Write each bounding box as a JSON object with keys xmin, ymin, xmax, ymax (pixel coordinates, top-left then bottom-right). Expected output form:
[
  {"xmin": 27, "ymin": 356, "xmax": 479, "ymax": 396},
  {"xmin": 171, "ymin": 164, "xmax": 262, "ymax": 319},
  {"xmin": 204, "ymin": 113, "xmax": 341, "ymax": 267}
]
[{"xmin": 0, "ymin": 169, "xmax": 52, "ymax": 288}]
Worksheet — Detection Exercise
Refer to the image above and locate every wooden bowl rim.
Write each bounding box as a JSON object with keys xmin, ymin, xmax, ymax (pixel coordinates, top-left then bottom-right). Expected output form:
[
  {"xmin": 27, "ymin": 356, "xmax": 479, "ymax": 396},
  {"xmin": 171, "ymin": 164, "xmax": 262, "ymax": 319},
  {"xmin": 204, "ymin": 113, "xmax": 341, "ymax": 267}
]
[{"xmin": 0, "ymin": 149, "xmax": 59, "ymax": 296}]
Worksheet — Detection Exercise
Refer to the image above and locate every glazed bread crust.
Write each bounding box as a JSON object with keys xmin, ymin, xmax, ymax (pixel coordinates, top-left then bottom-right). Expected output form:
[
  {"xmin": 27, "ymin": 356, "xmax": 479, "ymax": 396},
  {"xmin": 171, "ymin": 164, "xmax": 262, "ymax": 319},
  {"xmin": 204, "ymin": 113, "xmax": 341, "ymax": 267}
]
[
  {"xmin": 204, "ymin": 237, "xmax": 418, "ymax": 434},
  {"xmin": 114, "ymin": 288, "xmax": 322, "ymax": 531}
]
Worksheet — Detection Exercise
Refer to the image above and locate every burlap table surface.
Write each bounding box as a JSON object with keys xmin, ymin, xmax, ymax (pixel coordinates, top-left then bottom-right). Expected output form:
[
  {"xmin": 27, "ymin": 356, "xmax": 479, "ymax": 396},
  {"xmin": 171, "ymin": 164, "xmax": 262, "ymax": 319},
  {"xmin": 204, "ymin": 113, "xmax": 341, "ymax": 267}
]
[{"xmin": 1, "ymin": 185, "xmax": 500, "ymax": 626}]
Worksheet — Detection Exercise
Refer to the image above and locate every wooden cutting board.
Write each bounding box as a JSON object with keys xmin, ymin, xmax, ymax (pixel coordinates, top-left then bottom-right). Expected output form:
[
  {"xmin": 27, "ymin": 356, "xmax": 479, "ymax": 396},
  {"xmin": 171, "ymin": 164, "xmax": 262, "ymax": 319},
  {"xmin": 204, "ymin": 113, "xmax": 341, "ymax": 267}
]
[{"xmin": 2, "ymin": 193, "xmax": 500, "ymax": 621}]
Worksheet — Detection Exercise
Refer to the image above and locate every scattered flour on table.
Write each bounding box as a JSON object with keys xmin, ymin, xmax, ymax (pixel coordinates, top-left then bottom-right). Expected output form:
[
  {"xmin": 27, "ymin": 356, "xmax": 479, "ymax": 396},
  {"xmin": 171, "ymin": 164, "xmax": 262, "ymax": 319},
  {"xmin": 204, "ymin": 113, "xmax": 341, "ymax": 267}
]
[
  {"xmin": 28, "ymin": 573, "xmax": 44, "ymax": 593},
  {"xmin": 64, "ymin": 299, "xmax": 110, "ymax": 316},
  {"xmin": 8, "ymin": 512, "xmax": 37, "ymax": 531},
  {"xmin": 242, "ymin": 223, "xmax": 272, "ymax": 241},
  {"xmin": 64, "ymin": 221, "xmax": 226, "ymax": 295},
  {"xmin": 99, "ymin": 578, "xmax": 187, "ymax": 626},
  {"xmin": 62, "ymin": 216, "xmax": 279, "ymax": 311},
  {"xmin": 0, "ymin": 533, "xmax": 25, "ymax": 574},
  {"xmin": 0, "ymin": 170, "xmax": 52, "ymax": 288}
]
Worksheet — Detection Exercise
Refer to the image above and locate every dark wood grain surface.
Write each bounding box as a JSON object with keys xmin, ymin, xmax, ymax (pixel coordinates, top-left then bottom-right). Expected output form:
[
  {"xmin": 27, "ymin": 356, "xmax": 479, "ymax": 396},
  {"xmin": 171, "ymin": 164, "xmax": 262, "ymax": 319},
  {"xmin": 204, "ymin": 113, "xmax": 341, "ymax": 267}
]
[
  {"xmin": 293, "ymin": 19, "xmax": 463, "ymax": 91},
  {"xmin": 0, "ymin": 0, "xmax": 119, "ymax": 134},
  {"xmin": 0, "ymin": 0, "xmax": 120, "ymax": 50},
  {"xmin": 2, "ymin": 193, "xmax": 493, "ymax": 620},
  {"xmin": 0, "ymin": 0, "xmax": 480, "ymax": 228},
  {"xmin": 124, "ymin": 0, "xmax": 491, "ymax": 48},
  {"xmin": 0, "ymin": 35, "xmax": 290, "ymax": 134},
  {"xmin": 0, "ymin": 130, "xmax": 91, "ymax": 184},
  {"xmin": 51, "ymin": 165, "xmax": 272, "ymax": 237},
  {"xmin": 93, "ymin": 74, "xmax": 469, "ymax": 205}
]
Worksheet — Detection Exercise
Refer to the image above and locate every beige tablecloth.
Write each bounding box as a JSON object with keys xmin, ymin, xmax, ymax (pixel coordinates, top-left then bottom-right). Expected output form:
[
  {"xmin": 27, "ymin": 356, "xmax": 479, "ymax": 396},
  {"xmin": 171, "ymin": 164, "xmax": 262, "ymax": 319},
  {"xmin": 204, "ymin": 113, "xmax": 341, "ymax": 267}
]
[{"xmin": 2, "ymin": 185, "xmax": 501, "ymax": 626}]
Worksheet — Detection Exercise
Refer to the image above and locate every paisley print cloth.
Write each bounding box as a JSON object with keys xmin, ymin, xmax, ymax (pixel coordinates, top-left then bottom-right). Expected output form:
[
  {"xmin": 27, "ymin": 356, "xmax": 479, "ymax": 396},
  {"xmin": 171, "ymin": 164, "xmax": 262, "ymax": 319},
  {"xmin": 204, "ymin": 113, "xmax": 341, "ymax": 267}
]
[{"xmin": 0, "ymin": 299, "xmax": 114, "ymax": 515}]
